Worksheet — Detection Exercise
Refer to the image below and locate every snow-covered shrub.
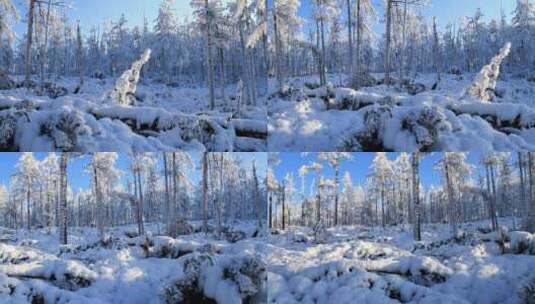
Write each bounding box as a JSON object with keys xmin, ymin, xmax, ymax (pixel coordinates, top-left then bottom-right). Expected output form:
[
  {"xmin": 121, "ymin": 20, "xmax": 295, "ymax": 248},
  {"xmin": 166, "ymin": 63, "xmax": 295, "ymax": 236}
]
[
  {"xmin": 37, "ymin": 82, "xmax": 68, "ymax": 99},
  {"xmin": 220, "ymin": 227, "xmax": 247, "ymax": 243},
  {"xmin": 401, "ymin": 106, "xmax": 451, "ymax": 151},
  {"xmin": 91, "ymin": 70, "xmax": 105, "ymax": 79},
  {"xmin": 356, "ymin": 72, "xmax": 378, "ymax": 87},
  {"xmin": 107, "ymin": 49, "xmax": 151, "ymax": 106},
  {"xmin": 304, "ymin": 81, "xmax": 321, "ymax": 90},
  {"xmin": 406, "ymin": 83, "xmax": 426, "ymax": 95},
  {"xmin": 509, "ymin": 231, "xmax": 533, "ymax": 254},
  {"xmin": 222, "ymin": 254, "xmax": 267, "ymax": 302},
  {"xmin": 161, "ymin": 253, "xmax": 215, "ymax": 304},
  {"xmin": 518, "ymin": 273, "xmax": 535, "ymax": 304},
  {"xmin": 463, "ymin": 42, "xmax": 511, "ymax": 102},
  {"xmin": 0, "ymin": 111, "xmax": 17, "ymax": 150},
  {"xmin": 0, "ymin": 70, "xmax": 15, "ymax": 90},
  {"xmin": 176, "ymin": 218, "xmax": 194, "ymax": 236},
  {"xmin": 447, "ymin": 66, "xmax": 462, "ymax": 75},
  {"xmin": 41, "ymin": 109, "xmax": 91, "ymax": 151},
  {"xmin": 338, "ymin": 104, "xmax": 393, "ymax": 151},
  {"xmin": 235, "ymin": 79, "xmax": 244, "ymax": 118},
  {"xmin": 311, "ymin": 221, "xmax": 330, "ymax": 244},
  {"xmin": 143, "ymin": 236, "xmax": 203, "ymax": 259},
  {"xmin": 289, "ymin": 231, "xmax": 308, "ymax": 243}
]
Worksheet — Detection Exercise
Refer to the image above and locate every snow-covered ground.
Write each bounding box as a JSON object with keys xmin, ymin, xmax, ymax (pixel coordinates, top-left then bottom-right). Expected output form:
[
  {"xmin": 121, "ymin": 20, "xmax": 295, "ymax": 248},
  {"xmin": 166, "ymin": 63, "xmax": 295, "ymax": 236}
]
[
  {"xmin": 267, "ymin": 219, "xmax": 535, "ymax": 303},
  {"xmin": 268, "ymin": 73, "xmax": 535, "ymax": 152},
  {"xmin": 0, "ymin": 77, "xmax": 267, "ymax": 152},
  {"xmin": 0, "ymin": 221, "xmax": 268, "ymax": 303}
]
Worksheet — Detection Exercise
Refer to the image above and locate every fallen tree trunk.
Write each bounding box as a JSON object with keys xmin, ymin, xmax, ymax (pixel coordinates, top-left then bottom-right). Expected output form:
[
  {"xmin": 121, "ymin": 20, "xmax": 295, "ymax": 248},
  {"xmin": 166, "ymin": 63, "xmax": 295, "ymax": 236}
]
[
  {"xmin": 232, "ymin": 119, "xmax": 267, "ymax": 139},
  {"xmin": 447, "ymin": 103, "xmax": 535, "ymax": 132}
]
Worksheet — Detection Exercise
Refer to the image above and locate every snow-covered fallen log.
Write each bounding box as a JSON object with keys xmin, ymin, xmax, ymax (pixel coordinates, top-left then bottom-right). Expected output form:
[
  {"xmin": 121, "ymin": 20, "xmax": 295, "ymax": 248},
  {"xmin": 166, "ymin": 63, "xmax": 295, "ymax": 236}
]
[
  {"xmin": 463, "ymin": 42, "xmax": 511, "ymax": 102},
  {"xmin": 0, "ymin": 244, "xmax": 97, "ymax": 291},
  {"xmin": 0, "ymin": 273, "xmax": 99, "ymax": 304},
  {"xmin": 161, "ymin": 252, "xmax": 266, "ymax": 304},
  {"xmin": 304, "ymin": 86, "xmax": 399, "ymax": 111},
  {"xmin": 141, "ymin": 236, "xmax": 221, "ymax": 259},
  {"xmin": 232, "ymin": 119, "xmax": 267, "ymax": 139},
  {"xmin": 365, "ymin": 255, "xmax": 453, "ymax": 286},
  {"xmin": 447, "ymin": 102, "xmax": 535, "ymax": 130}
]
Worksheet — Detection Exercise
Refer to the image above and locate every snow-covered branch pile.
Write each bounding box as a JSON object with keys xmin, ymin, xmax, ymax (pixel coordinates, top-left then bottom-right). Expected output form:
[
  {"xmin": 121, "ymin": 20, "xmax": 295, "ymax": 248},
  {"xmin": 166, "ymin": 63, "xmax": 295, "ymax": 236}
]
[
  {"xmin": 463, "ymin": 42, "xmax": 511, "ymax": 102},
  {"xmin": 447, "ymin": 102, "xmax": 535, "ymax": 131},
  {"xmin": 365, "ymin": 255, "xmax": 453, "ymax": 286},
  {"xmin": 0, "ymin": 243, "xmax": 97, "ymax": 290},
  {"xmin": 106, "ymin": 49, "xmax": 152, "ymax": 106},
  {"xmin": 161, "ymin": 252, "xmax": 266, "ymax": 304},
  {"xmin": 0, "ymin": 99, "xmax": 268, "ymax": 151},
  {"xmin": 141, "ymin": 236, "xmax": 221, "ymax": 259}
]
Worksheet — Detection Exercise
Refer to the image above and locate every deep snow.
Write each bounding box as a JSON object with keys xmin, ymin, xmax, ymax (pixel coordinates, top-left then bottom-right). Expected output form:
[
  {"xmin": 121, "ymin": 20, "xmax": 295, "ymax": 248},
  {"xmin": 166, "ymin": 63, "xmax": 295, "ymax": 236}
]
[
  {"xmin": 267, "ymin": 219, "xmax": 535, "ymax": 304},
  {"xmin": 0, "ymin": 77, "xmax": 267, "ymax": 152},
  {"xmin": 0, "ymin": 221, "xmax": 268, "ymax": 304},
  {"xmin": 267, "ymin": 73, "xmax": 535, "ymax": 152}
]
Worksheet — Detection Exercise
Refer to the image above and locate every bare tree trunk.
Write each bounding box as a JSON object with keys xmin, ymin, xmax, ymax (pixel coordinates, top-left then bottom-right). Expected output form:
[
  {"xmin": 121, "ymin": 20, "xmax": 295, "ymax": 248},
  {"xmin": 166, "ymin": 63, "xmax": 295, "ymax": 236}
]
[
  {"xmin": 204, "ymin": 0, "xmax": 215, "ymax": 110},
  {"xmin": 202, "ymin": 152, "xmax": 209, "ymax": 233},
  {"xmin": 381, "ymin": 179, "xmax": 385, "ymax": 228},
  {"xmin": 384, "ymin": 0, "xmax": 392, "ymax": 86},
  {"xmin": 163, "ymin": 153, "xmax": 171, "ymax": 236},
  {"xmin": 269, "ymin": 192, "xmax": 273, "ymax": 229},
  {"xmin": 356, "ymin": 0, "xmax": 362, "ymax": 88},
  {"xmin": 444, "ymin": 162, "xmax": 457, "ymax": 236},
  {"xmin": 93, "ymin": 164, "xmax": 104, "ymax": 238},
  {"xmin": 347, "ymin": 0, "xmax": 354, "ymax": 87},
  {"xmin": 169, "ymin": 153, "xmax": 177, "ymax": 238},
  {"xmin": 320, "ymin": 18, "xmax": 327, "ymax": 86},
  {"xmin": 281, "ymin": 183, "xmax": 286, "ymax": 230},
  {"xmin": 136, "ymin": 168, "xmax": 144, "ymax": 235},
  {"xmin": 412, "ymin": 152, "xmax": 421, "ymax": 241},
  {"xmin": 40, "ymin": 0, "xmax": 52, "ymax": 89},
  {"xmin": 273, "ymin": 10, "xmax": 283, "ymax": 92},
  {"xmin": 26, "ymin": 180, "xmax": 31, "ymax": 230},
  {"xmin": 25, "ymin": 0, "xmax": 36, "ymax": 88},
  {"xmin": 59, "ymin": 153, "xmax": 68, "ymax": 245},
  {"xmin": 399, "ymin": 0, "xmax": 408, "ymax": 90},
  {"xmin": 253, "ymin": 160, "xmax": 261, "ymax": 227},
  {"xmin": 334, "ymin": 165, "xmax": 339, "ymax": 226}
]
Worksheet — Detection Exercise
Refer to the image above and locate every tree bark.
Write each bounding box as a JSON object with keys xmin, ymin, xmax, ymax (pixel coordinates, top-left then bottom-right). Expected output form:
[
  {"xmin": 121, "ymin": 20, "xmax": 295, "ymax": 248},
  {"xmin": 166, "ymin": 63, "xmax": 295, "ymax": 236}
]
[
  {"xmin": 202, "ymin": 152, "xmax": 209, "ymax": 233},
  {"xmin": 59, "ymin": 153, "xmax": 68, "ymax": 245},
  {"xmin": 412, "ymin": 152, "xmax": 421, "ymax": 241},
  {"xmin": 384, "ymin": 0, "xmax": 392, "ymax": 86},
  {"xmin": 25, "ymin": 0, "xmax": 36, "ymax": 88}
]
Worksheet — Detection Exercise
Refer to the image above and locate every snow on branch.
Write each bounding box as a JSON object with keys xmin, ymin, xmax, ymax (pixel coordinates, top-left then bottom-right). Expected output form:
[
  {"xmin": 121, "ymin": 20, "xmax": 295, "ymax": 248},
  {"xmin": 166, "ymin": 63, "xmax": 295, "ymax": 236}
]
[
  {"xmin": 463, "ymin": 42, "xmax": 511, "ymax": 102},
  {"xmin": 246, "ymin": 22, "xmax": 267, "ymax": 49},
  {"xmin": 106, "ymin": 49, "xmax": 152, "ymax": 106}
]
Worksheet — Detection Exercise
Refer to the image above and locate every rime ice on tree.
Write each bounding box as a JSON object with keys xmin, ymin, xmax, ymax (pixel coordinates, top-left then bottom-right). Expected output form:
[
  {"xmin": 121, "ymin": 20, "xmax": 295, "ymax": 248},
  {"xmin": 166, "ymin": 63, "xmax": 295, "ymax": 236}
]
[
  {"xmin": 463, "ymin": 42, "xmax": 511, "ymax": 102},
  {"xmin": 107, "ymin": 49, "xmax": 152, "ymax": 106}
]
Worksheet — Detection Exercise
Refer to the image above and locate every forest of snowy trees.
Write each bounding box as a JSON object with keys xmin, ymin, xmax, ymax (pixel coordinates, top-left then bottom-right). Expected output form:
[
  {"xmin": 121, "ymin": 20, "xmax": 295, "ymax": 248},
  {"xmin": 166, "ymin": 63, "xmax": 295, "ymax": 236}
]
[
  {"xmin": 269, "ymin": 0, "xmax": 535, "ymax": 85},
  {"xmin": 0, "ymin": 152, "xmax": 266, "ymax": 242},
  {"xmin": 0, "ymin": 152, "xmax": 268, "ymax": 303},
  {"xmin": 268, "ymin": 153, "xmax": 535, "ymax": 303},
  {"xmin": 0, "ymin": 0, "xmax": 269, "ymax": 152},
  {"xmin": 268, "ymin": 0, "xmax": 535, "ymax": 152},
  {"xmin": 0, "ymin": 0, "xmax": 270, "ymax": 95},
  {"xmin": 269, "ymin": 152, "xmax": 535, "ymax": 237}
]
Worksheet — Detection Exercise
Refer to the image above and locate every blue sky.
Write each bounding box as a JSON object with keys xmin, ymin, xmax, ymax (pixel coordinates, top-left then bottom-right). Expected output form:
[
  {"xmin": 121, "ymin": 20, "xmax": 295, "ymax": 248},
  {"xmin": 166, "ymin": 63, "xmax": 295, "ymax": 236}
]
[
  {"xmin": 0, "ymin": 152, "xmax": 266, "ymax": 192},
  {"xmin": 299, "ymin": 0, "xmax": 515, "ymax": 34},
  {"xmin": 270, "ymin": 152, "xmax": 516, "ymax": 199},
  {"xmin": 9, "ymin": 0, "xmax": 516, "ymax": 37},
  {"xmin": 11, "ymin": 0, "xmax": 231, "ymax": 35}
]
